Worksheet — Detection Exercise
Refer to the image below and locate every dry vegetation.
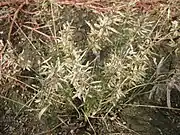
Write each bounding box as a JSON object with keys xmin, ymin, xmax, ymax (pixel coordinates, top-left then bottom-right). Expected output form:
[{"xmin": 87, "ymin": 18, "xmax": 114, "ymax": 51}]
[{"xmin": 0, "ymin": 0, "xmax": 180, "ymax": 134}]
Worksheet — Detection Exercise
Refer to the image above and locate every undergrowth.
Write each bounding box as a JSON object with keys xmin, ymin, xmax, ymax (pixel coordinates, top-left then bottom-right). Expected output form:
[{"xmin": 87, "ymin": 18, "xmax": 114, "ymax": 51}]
[{"xmin": 0, "ymin": 0, "xmax": 180, "ymax": 134}]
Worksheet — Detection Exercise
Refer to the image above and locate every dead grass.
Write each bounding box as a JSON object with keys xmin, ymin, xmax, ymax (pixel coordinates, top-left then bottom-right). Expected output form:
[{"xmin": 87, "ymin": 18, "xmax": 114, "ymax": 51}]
[{"xmin": 0, "ymin": 0, "xmax": 180, "ymax": 134}]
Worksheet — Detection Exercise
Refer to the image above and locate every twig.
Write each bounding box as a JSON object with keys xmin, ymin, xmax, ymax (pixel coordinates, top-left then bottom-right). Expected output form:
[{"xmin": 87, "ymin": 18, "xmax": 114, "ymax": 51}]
[
  {"xmin": 35, "ymin": 123, "xmax": 62, "ymax": 135},
  {"xmin": 8, "ymin": 2, "xmax": 25, "ymax": 41},
  {"xmin": 0, "ymin": 94, "xmax": 31, "ymax": 108},
  {"xmin": 120, "ymin": 103, "xmax": 180, "ymax": 111},
  {"xmin": 22, "ymin": 25, "xmax": 52, "ymax": 40},
  {"xmin": 0, "ymin": 2, "xmax": 10, "ymax": 7},
  {"xmin": 55, "ymin": 0, "xmax": 113, "ymax": 13},
  {"xmin": 0, "ymin": 0, "xmax": 31, "ymax": 7},
  {"xmin": 0, "ymin": 41, "xmax": 7, "ymax": 80}
]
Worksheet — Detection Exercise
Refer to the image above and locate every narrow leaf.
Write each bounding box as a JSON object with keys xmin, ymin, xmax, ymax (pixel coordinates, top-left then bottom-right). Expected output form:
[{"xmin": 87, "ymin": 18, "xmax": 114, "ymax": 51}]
[{"xmin": 38, "ymin": 105, "xmax": 50, "ymax": 120}]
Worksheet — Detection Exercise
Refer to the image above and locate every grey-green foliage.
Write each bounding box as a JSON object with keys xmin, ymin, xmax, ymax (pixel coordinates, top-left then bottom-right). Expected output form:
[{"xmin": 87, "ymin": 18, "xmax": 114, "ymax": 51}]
[
  {"xmin": 6, "ymin": 0, "xmax": 161, "ymax": 119},
  {"xmin": 33, "ymin": 3, "xmax": 156, "ymax": 118}
]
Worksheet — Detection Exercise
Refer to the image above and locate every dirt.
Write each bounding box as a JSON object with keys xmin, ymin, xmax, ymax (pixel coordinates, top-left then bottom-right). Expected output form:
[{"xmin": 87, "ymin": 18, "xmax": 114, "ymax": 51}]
[
  {"xmin": 120, "ymin": 92, "xmax": 180, "ymax": 135},
  {"xmin": 1, "ymin": 1, "xmax": 180, "ymax": 135}
]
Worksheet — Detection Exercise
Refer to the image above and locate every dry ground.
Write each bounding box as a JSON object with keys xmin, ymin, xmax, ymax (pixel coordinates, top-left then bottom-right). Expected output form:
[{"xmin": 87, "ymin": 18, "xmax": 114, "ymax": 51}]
[{"xmin": 0, "ymin": 0, "xmax": 180, "ymax": 135}]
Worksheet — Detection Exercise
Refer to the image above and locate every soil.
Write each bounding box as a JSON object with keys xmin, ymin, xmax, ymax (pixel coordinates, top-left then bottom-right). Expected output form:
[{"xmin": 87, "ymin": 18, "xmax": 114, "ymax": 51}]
[
  {"xmin": 1, "ymin": 1, "xmax": 180, "ymax": 135},
  {"xmin": 120, "ymin": 92, "xmax": 180, "ymax": 135}
]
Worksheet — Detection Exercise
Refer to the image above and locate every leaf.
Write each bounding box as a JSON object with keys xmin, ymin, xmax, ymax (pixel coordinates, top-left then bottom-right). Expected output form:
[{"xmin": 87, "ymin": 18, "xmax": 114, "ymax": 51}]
[
  {"xmin": 156, "ymin": 57, "xmax": 165, "ymax": 75},
  {"xmin": 38, "ymin": 105, "xmax": 50, "ymax": 120},
  {"xmin": 166, "ymin": 87, "xmax": 171, "ymax": 109},
  {"xmin": 42, "ymin": 57, "xmax": 52, "ymax": 64},
  {"xmin": 85, "ymin": 21, "xmax": 94, "ymax": 31},
  {"xmin": 107, "ymin": 26, "xmax": 119, "ymax": 34},
  {"xmin": 34, "ymin": 99, "xmax": 41, "ymax": 103}
]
